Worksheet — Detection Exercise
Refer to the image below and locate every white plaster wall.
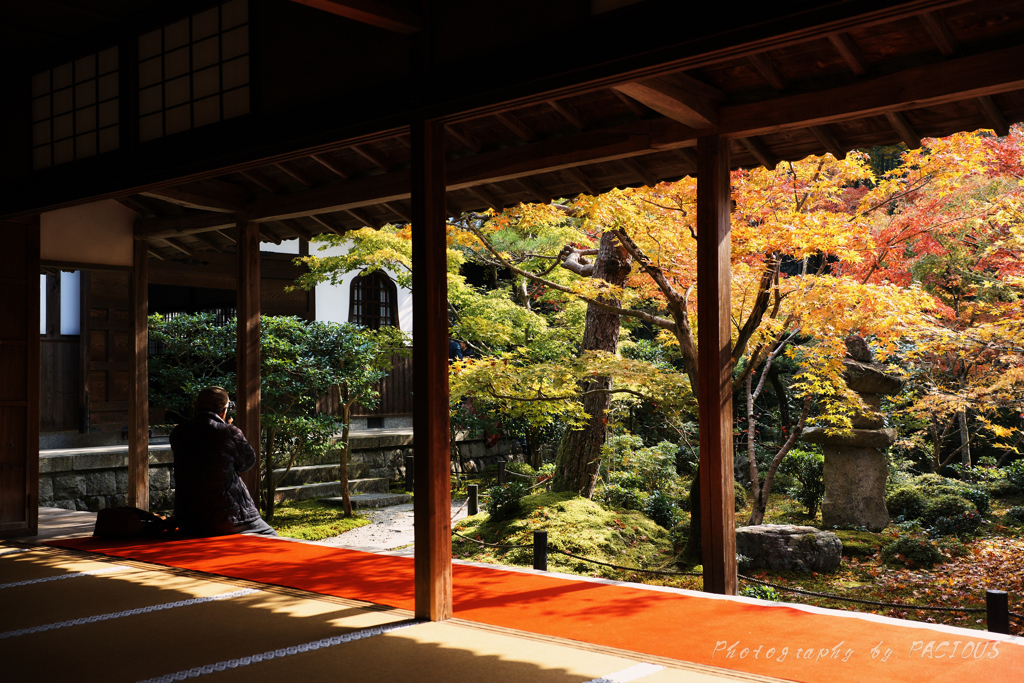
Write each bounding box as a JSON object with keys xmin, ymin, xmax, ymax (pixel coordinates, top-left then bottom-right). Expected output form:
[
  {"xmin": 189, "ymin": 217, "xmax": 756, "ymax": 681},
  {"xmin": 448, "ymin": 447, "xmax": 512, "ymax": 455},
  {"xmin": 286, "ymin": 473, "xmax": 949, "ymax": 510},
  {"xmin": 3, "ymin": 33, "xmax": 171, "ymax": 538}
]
[
  {"xmin": 260, "ymin": 238, "xmax": 299, "ymax": 254},
  {"xmin": 60, "ymin": 271, "xmax": 81, "ymax": 335},
  {"xmin": 40, "ymin": 199, "xmax": 137, "ymax": 267},
  {"xmin": 311, "ymin": 241, "xmax": 412, "ymax": 335}
]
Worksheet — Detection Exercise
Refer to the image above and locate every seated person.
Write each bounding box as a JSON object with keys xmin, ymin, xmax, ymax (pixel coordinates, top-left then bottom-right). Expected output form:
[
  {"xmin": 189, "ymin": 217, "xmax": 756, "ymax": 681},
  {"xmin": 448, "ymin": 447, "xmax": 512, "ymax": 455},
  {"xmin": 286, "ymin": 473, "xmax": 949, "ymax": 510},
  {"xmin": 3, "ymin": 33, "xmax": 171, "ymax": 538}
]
[{"xmin": 170, "ymin": 386, "xmax": 277, "ymax": 537}]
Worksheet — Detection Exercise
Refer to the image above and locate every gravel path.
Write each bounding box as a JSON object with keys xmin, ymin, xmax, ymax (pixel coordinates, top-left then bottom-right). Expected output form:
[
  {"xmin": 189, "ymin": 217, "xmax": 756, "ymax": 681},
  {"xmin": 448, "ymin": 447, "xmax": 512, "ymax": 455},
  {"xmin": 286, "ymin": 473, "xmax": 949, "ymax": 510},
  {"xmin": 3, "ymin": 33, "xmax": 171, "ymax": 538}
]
[{"xmin": 315, "ymin": 499, "xmax": 469, "ymax": 556}]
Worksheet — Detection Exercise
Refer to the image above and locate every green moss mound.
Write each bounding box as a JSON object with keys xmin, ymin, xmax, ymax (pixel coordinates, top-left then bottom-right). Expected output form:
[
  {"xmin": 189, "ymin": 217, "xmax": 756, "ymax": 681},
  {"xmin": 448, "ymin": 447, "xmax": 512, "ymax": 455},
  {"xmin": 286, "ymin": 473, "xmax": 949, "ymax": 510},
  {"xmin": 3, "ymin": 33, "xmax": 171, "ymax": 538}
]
[
  {"xmin": 880, "ymin": 536, "xmax": 945, "ymax": 569},
  {"xmin": 453, "ymin": 491, "xmax": 676, "ymax": 579},
  {"xmin": 834, "ymin": 529, "xmax": 886, "ymax": 558}
]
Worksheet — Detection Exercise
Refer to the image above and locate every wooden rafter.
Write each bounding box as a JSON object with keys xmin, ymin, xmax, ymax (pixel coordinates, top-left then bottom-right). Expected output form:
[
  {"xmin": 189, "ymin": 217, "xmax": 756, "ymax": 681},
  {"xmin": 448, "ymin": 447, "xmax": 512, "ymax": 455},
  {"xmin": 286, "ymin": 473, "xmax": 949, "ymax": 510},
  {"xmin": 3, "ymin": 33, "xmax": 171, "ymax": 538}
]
[
  {"xmin": 351, "ymin": 144, "xmax": 390, "ymax": 172},
  {"xmin": 308, "ymin": 213, "xmax": 347, "ymax": 236},
  {"xmin": 885, "ymin": 111, "xmax": 921, "ymax": 149},
  {"xmin": 345, "ymin": 207, "xmax": 375, "ymax": 228},
  {"xmin": 466, "ymin": 185, "xmax": 503, "ymax": 213},
  {"xmin": 739, "ymin": 136, "xmax": 778, "ymax": 170},
  {"xmin": 548, "ymin": 99, "xmax": 588, "ymax": 130},
  {"xmin": 810, "ymin": 125, "xmax": 847, "ymax": 159},
  {"xmin": 564, "ymin": 166, "xmax": 600, "ymax": 196},
  {"xmin": 275, "ymin": 162, "xmax": 315, "ymax": 188},
  {"xmin": 828, "ymin": 32, "xmax": 867, "ymax": 76},
  {"xmin": 621, "ymin": 157, "xmax": 658, "ymax": 186},
  {"xmin": 445, "ymin": 123, "xmax": 483, "ymax": 153},
  {"xmin": 747, "ymin": 52, "xmax": 786, "ymax": 91},
  {"xmin": 140, "ymin": 180, "xmax": 248, "ymax": 213},
  {"xmin": 310, "ymin": 154, "xmax": 351, "ymax": 180},
  {"xmin": 976, "ymin": 95, "xmax": 1010, "ymax": 137},
  {"xmin": 380, "ymin": 201, "xmax": 411, "ymax": 223},
  {"xmin": 287, "ymin": 0, "xmax": 422, "ymax": 34},
  {"xmin": 614, "ymin": 75, "xmax": 722, "ymax": 128},
  {"xmin": 517, "ymin": 176, "xmax": 551, "ymax": 204},
  {"xmin": 495, "ymin": 112, "xmax": 536, "ymax": 142},
  {"xmin": 919, "ymin": 10, "xmax": 957, "ymax": 56}
]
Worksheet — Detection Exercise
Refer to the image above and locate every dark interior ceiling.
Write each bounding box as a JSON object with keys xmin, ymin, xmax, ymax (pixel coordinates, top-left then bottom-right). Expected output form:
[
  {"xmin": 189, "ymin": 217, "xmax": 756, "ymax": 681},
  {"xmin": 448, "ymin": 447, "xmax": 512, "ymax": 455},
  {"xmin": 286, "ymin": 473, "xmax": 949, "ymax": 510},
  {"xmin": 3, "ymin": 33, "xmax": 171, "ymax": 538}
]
[{"xmin": 9, "ymin": 0, "xmax": 1024, "ymax": 262}]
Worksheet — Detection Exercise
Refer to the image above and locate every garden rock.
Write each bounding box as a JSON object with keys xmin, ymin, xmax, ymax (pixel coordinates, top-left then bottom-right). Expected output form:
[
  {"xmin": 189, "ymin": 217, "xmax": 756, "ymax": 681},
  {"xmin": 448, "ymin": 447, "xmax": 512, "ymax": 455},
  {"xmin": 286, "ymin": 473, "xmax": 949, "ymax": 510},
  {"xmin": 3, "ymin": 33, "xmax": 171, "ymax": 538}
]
[{"xmin": 735, "ymin": 524, "xmax": 843, "ymax": 573}]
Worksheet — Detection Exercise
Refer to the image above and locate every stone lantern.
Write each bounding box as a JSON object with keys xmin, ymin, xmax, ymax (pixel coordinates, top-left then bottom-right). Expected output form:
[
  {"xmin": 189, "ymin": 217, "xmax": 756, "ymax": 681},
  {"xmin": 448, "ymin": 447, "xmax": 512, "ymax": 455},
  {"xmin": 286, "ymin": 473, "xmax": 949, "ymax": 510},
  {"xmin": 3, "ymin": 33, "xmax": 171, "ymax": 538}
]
[{"xmin": 799, "ymin": 336, "xmax": 904, "ymax": 531}]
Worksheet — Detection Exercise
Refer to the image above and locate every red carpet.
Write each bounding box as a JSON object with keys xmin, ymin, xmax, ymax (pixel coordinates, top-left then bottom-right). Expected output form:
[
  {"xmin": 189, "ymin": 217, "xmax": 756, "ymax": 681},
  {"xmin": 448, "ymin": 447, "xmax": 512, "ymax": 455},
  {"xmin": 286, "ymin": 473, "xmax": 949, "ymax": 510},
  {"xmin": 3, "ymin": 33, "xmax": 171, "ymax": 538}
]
[{"xmin": 50, "ymin": 535, "xmax": 1022, "ymax": 683}]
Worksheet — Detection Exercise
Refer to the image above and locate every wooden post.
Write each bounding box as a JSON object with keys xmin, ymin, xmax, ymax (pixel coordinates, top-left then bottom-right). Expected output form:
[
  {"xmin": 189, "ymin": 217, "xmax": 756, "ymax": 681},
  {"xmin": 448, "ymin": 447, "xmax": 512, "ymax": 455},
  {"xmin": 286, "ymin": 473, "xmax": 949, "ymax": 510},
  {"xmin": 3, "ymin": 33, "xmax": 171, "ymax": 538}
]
[
  {"xmin": 696, "ymin": 135, "xmax": 738, "ymax": 595},
  {"xmin": 987, "ymin": 589, "xmax": 1010, "ymax": 634},
  {"xmin": 0, "ymin": 218, "xmax": 40, "ymax": 538},
  {"xmin": 236, "ymin": 219, "xmax": 261, "ymax": 499},
  {"xmin": 411, "ymin": 117, "xmax": 453, "ymax": 622},
  {"xmin": 128, "ymin": 239, "xmax": 150, "ymax": 509}
]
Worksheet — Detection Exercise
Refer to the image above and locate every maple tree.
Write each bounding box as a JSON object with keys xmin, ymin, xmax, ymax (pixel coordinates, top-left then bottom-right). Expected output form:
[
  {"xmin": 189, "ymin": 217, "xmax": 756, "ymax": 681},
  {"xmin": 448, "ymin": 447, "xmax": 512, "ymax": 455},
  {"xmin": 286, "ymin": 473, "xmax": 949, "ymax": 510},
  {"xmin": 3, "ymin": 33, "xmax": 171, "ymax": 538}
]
[{"xmin": 849, "ymin": 128, "xmax": 1024, "ymax": 471}]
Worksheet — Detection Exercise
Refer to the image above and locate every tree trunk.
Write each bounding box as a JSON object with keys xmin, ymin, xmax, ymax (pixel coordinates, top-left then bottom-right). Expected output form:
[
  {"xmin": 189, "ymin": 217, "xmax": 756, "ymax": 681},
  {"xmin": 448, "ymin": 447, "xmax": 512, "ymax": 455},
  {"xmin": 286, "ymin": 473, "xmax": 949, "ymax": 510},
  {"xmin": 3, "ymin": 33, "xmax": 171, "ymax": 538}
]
[
  {"xmin": 957, "ymin": 407, "xmax": 971, "ymax": 469},
  {"xmin": 682, "ymin": 471, "xmax": 702, "ymax": 563},
  {"xmin": 552, "ymin": 232, "xmax": 632, "ymax": 497}
]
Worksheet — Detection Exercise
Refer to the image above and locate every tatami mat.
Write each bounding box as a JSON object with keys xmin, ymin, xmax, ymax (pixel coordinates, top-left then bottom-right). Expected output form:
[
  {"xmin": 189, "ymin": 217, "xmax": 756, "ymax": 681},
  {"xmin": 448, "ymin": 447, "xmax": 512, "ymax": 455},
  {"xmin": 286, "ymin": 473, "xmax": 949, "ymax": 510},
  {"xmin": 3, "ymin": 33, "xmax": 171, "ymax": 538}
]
[{"xmin": 1, "ymin": 543, "xmax": 783, "ymax": 683}]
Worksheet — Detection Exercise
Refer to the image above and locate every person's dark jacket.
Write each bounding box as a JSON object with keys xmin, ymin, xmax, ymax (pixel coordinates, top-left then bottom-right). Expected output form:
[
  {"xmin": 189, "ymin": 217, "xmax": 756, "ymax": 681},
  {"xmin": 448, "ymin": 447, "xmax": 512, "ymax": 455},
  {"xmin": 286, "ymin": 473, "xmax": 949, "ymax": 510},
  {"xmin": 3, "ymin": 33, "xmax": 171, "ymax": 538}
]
[{"xmin": 170, "ymin": 411, "xmax": 261, "ymax": 536}]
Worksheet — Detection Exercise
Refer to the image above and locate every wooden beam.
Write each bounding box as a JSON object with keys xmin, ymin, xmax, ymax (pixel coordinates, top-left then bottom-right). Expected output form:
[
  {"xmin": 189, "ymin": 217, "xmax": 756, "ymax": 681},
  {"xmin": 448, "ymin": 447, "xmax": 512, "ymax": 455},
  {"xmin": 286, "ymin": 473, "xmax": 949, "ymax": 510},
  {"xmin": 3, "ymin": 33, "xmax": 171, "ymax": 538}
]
[
  {"xmin": 695, "ymin": 135, "xmax": 737, "ymax": 596},
  {"xmin": 240, "ymin": 169, "xmax": 279, "ymax": 193},
  {"xmin": 136, "ymin": 212, "xmax": 235, "ymax": 238},
  {"xmin": 411, "ymin": 118, "xmax": 453, "ymax": 622},
  {"xmin": 140, "ymin": 180, "xmax": 249, "ymax": 213},
  {"xmin": 548, "ymin": 99, "xmax": 588, "ymax": 130},
  {"xmin": 236, "ymin": 219, "xmax": 261, "ymax": 500},
  {"xmin": 564, "ymin": 166, "xmax": 601, "ymax": 196},
  {"xmin": 517, "ymin": 176, "xmax": 551, "ymax": 204},
  {"xmin": 828, "ymin": 32, "xmax": 867, "ymax": 76},
  {"xmin": 310, "ymin": 153, "xmax": 351, "ymax": 180},
  {"xmin": 308, "ymin": 213, "xmax": 347, "ymax": 236},
  {"xmin": 275, "ymin": 162, "xmax": 315, "ymax": 188},
  {"xmin": 919, "ymin": 10, "xmax": 957, "ymax": 56},
  {"xmin": 613, "ymin": 89, "xmax": 650, "ymax": 118},
  {"xmin": 343, "ymin": 208, "xmax": 375, "ymax": 228},
  {"xmin": 717, "ymin": 43, "xmax": 1024, "ymax": 138},
  {"xmin": 495, "ymin": 112, "xmax": 536, "ymax": 142},
  {"xmin": 810, "ymin": 125, "xmax": 847, "ymax": 159},
  {"xmin": 163, "ymin": 237, "xmax": 197, "ymax": 256},
  {"xmin": 614, "ymin": 75, "xmax": 722, "ymax": 128},
  {"xmin": 445, "ymin": 123, "xmax": 483, "ymax": 153},
  {"xmin": 739, "ymin": 136, "xmax": 777, "ymax": 170},
  {"xmin": 747, "ymin": 52, "xmax": 787, "ymax": 91},
  {"xmin": 351, "ymin": 144, "xmax": 390, "ymax": 172},
  {"xmin": 885, "ymin": 111, "xmax": 921, "ymax": 149},
  {"xmin": 466, "ymin": 185, "xmax": 503, "ymax": 212},
  {"xmin": 192, "ymin": 231, "xmax": 225, "ymax": 252},
  {"xmin": 380, "ymin": 201, "xmax": 411, "ymax": 223},
  {"xmin": 621, "ymin": 157, "xmax": 659, "ymax": 186},
  {"xmin": 128, "ymin": 239, "xmax": 149, "ymax": 510},
  {"xmin": 288, "ymin": 0, "xmax": 422, "ymax": 34},
  {"xmin": 976, "ymin": 95, "xmax": 1010, "ymax": 137}
]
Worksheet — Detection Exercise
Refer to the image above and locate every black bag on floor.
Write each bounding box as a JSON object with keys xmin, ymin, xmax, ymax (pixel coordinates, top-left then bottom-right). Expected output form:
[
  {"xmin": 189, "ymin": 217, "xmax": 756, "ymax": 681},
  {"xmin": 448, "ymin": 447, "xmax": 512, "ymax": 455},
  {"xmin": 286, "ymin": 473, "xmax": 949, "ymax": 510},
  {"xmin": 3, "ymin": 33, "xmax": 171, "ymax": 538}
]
[{"xmin": 94, "ymin": 507, "xmax": 175, "ymax": 539}]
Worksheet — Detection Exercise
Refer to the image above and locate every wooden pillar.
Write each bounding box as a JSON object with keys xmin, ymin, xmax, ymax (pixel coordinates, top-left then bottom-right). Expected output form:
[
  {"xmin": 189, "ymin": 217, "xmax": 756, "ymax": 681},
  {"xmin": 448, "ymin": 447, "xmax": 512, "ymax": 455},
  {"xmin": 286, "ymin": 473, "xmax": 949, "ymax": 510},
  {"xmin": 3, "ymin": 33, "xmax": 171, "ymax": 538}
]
[
  {"xmin": 411, "ymin": 117, "xmax": 453, "ymax": 621},
  {"xmin": 128, "ymin": 239, "xmax": 150, "ymax": 509},
  {"xmin": 696, "ymin": 135, "xmax": 737, "ymax": 595},
  {"xmin": 236, "ymin": 219, "xmax": 261, "ymax": 498},
  {"xmin": 0, "ymin": 218, "xmax": 40, "ymax": 537}
]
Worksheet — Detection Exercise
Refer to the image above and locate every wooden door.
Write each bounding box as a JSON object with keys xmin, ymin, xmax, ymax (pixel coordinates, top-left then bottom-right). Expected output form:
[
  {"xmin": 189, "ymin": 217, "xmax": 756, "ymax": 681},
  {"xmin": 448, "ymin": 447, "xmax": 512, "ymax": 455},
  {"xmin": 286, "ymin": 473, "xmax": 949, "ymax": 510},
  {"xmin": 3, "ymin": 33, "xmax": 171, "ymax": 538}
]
[
  {"xmin": 83, "ymin": 270, "xmax": 132, "ymax": 432},
  {"xmin": 0, "ymin": 220, "xmax": 40, "ymax": 537}
]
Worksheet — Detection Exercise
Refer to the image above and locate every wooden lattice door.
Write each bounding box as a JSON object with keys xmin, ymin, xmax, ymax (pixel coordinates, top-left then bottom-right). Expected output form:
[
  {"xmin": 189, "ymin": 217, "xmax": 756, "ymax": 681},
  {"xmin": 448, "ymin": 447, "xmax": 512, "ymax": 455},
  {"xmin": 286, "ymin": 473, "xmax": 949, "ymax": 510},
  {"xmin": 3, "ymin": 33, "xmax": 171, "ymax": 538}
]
[{"xmin": 83, "ymin": 270, "xmax": 132, "ymax": 432}]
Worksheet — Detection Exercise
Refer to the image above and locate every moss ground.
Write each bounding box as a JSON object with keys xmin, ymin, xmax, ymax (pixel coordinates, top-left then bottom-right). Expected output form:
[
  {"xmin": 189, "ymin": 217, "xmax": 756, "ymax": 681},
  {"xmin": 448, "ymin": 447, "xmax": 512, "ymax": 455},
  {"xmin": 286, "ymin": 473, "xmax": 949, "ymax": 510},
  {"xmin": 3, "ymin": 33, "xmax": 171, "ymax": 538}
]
[{"xmin": 270, "ymin": 499, "xmax": 371, "ymax": 541}]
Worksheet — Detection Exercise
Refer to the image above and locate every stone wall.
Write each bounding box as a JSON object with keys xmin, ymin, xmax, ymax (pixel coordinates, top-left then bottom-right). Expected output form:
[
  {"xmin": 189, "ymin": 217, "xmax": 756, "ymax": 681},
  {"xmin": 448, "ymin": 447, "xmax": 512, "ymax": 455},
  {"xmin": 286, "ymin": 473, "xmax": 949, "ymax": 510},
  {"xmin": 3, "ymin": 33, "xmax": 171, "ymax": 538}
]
[
  {"xmin": 41, "ymin": 433, "xmax": 525, "ymax": 512},
  {"xmin": 39, "ymin": 445, "xmax": 176, "ymax": 512}
]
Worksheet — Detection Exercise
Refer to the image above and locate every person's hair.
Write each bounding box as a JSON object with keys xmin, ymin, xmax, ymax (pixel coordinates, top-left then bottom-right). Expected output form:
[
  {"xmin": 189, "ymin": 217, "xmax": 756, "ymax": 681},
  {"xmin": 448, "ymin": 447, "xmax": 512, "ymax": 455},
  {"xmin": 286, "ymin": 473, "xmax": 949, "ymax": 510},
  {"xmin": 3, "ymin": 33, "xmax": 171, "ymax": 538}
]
[{"xmin": 195, "ymin": 386, "xmax": 230, "ymax": 414}]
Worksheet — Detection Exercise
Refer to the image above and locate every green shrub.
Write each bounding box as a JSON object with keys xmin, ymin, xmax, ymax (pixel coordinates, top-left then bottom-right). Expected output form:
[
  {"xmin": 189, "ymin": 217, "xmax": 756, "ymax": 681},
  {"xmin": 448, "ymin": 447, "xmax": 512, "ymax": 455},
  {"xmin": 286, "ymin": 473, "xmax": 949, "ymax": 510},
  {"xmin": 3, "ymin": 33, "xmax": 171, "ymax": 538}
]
[
  {"xmin": 921, "ymin": 494, "xmax": 981, "ymax": 537},
  {"xmin": 601, "ymin": 434, "xmax": 678, "ymax": 492},
  {"xmin": 737, "ymin": 554, "xmax": 753, "ymax": 573},
  {"xmin": 957, "ymin": 487, "xmax": 991, "ymax": 515},
  {"xmin": 600, "ymin": 483, "xmax": 646, "ymax": 511},
  {"xmin": 1005, "ymin": 507, "xmax": 1024, "ymax": 525},
  {"xmin": 886, "ymin": 487, "xmax": 926, "ymax": 520},
  {"xmin": 880, "ymin": 536, "xmax": 945, "ymax": 569},
  {"xmin": 739, "ymin": 584, "xmax": 781, "ymax": 601},
  {"xmin": 505, "ymin": 461, "xmax": 536, "ymax": 478},
  {"xmin": 783, "ymin": 449, "xmax": 825, "ymax": 517},
  {"xmin": 733, "ymin": 482, "xmax": 747, "ymax": 512},
  {"xmin": 644, "ymin": 490, "xmax": 681, "ymax": 529},
  {"xmin": 486, "ymin": 483, "xmax": 528, "ymax": 522},
  {"xmin": 1005, "ymin": 459, "xmax": 1024, "ymax": 493},
  {"xmin": 921, "ymin": 494, "xmax": 975, "ymax": 525}
]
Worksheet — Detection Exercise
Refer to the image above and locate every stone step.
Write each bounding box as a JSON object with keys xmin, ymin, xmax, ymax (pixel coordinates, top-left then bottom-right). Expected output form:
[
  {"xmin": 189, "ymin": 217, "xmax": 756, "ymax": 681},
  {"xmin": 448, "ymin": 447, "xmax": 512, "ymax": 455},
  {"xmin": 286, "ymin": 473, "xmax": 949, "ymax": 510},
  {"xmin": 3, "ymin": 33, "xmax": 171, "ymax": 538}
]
[
  {"xmin": 323, "ymin": 493, "xmax": 411, "ymax": 509},
  {"xmin": 275, "ymin": 463, "xmax": 373, "ymax": 487},
  {"xmin": 274, "ymin": 477, "xmax": 388, "ymax": 503}
]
